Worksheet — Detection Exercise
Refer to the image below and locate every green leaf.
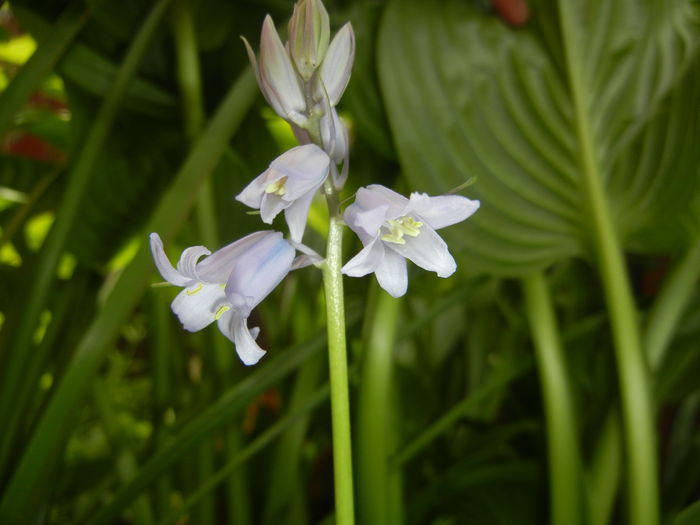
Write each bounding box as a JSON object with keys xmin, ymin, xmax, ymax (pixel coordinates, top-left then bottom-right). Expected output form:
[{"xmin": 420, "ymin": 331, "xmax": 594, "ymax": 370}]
[
  {"xmin": 87, "ymin": 331, "xmax": 332, "ymax": 525},
  {"xmin": 0, "ymin": 41, "xmax": 257, "ymax": 525},
  {"xmin": 672, "ymin": 499, "xmax": 700, "ymax": 525},
  {"xmin": 378, "ymin": 0, "xmax": 700, "ymax": 276}
]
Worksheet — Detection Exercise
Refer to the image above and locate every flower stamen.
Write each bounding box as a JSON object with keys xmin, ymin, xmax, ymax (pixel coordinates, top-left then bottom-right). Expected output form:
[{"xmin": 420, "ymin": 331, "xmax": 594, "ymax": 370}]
[
  {"xmin": 187, "ymin": 283, "xmax": 204, "ymax": 295},
  {"xmin": 381, "ymin": 216, "xmax": 423, "ymax": 244},
  {"xmin": 265, "ymin": 176, "xmax": 288, "ymax": 196},
  {"xmin": 215, "ymin": 305, "xmax": 231, "ymax": 320}
]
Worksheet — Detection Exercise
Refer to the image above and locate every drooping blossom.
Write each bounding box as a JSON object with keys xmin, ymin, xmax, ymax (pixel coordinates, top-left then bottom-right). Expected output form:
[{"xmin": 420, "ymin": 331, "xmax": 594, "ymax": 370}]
[
  {"xmin": 342, "ymin": 185, "xmax": 480, "ymax": 297},
  {"xmin": 150, "ymin": 231, "xmax": 295, "ymax": 365},
  {"xmin": 236, "ymin": 144, "xmax": 330, "ymax": 242}
]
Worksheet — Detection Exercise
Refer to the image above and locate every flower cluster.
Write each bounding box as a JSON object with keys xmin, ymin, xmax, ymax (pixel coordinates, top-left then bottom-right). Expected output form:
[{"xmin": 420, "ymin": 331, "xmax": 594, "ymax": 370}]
[{"xmin": 150, "ymin": 0, "xmax": 479, "ymax": 366}]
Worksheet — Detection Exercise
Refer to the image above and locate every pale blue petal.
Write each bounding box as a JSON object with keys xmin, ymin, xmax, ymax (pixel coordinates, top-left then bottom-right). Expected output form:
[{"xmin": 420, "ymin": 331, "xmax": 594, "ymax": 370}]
[
  {"xmin": 290, "ymin": 240, "xmax": 323, "ymax": 269},
  {"xmin": 149, "ymin": 232, "xmax": 190, "ymax": 287},
  {"xmin": 408, "ymin": 193, "xmax": 480, "ymax": 230},
  {"xmin": 171, "ymin": 283, "xmax": 227, "ymax": 332},
  {"xmin": 269, "ymin": 145, "xmax": 330, "ymax": 199},
  {"xmin": 341, "ymin": 237, "xmax": 385, "ymax": 277},
  {"xmin": 225, "ymin": 232, "xmax": 295, "ymax": 312},
  {"xmin": 387, "ymin": 225, "xmax": 456, "ymax": 277},
  {"xmin": 344, "ymin": 202, "xmax": 389, "ymax": 243},
  {"xmin": 374, "ymin": 248, "xmax": 408, "ymax": 298},
  {"xmin": 217, "ymin": 311, "xmax": 267, "ymax": 366},
  {"xmin": 320, "ymin": 23, "xmax": 354, "ymax": 106},
  {"xmin": 235, "ymin": 170, "xmax": 270, "ymax": 209},
  {"xmin": 355, "ymin": 185, "xmax": 407, "ymax": 220},
  {"xmin": 196, "ymin": 231, "xmax": 271, "ymax": 283},
  {"xmin": 284, "ymin": 188, "xmax": 316, "ymax": 242},
  {"xmin": 176, "ymin": 245, "xmax": 211, "ymax": 280},
  {"xmin": 260, "ymin": 192, "xmax": 287, "ymax": 224}
]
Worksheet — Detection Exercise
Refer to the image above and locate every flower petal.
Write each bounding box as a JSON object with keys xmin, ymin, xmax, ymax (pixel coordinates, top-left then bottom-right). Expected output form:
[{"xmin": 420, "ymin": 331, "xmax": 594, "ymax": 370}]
[
  {"xmin": 196, "ymin": 231, "xmax": 272, "ymax": 283},
  {"xmin": 320, "ymin": 23, "xmax": 354, "ymax": 106},
  {"xmin": 268, "ymin": 144, "xmax": 330, "ymax": 199},
  {"xmin": 408, "ymin": 193, "xmax": 480, "ymax": 230},
  {"xmin": 235, "ymin": 171, "xmax": 269, "ymax": 209},
  {"xmin": 260, "ymin": 192, "xmax": 288, "ymax": 224},
  {"xmin": 290, "ymin": 240, "xmax": 323, "ymax": 269},
  {"xmin": 344, "ymin": 202, "xmax": 389, "ymax": 243},
  {"xmin": 149, "ymin": 232, "xmax": 190, "ymax": 287},
  {"xmin": 171, "ymin": 283, "xmax": 227, "ymax": 332},
  {"xmin": 374, "ymin": 248, "xmax": 408, "ymax": 298},
  {"xmin": 355, "ymin": 185, "xmax": 407, "ymax": 220},
  {"xmin": 218, "ymin": 311, "xmax": 267, "ymax": 366},
  {"xmin": 341, "ymin": 236, "xmax": 385, "ymax": 277},
  {"xmin": 387, "ymin": 225, "xmax": 456, "ymax": 278},
  {"xmin": 225, "ymin": 231, "xmax": 295, "ymax": 314},
  {"xmin": 284, "ymin": 186, "xmax": 316, "ymax": 242},
  {"xmin": 176, "ymin": 245, "xmax": 211, "ymax": 280}
]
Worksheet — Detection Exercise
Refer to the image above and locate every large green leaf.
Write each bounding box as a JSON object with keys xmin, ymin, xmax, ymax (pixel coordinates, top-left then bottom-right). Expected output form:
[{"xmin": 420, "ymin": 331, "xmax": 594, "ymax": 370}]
[{"xmin": 378, "ymin": 0, "xmax": 700, "ymax": 276}]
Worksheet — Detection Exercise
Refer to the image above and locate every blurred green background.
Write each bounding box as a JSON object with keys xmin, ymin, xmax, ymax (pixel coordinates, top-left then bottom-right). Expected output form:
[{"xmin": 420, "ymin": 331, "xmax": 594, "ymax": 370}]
[{"xmin": 0, "ymin": 0, "xmax": 699, "ymax": 524}]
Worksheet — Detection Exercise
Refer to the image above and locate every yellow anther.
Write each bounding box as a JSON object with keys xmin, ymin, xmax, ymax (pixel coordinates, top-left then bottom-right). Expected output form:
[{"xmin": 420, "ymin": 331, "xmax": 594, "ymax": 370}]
[
  {"xmin": 265, "ymin": 176, "xmax": 288, "ymax": 196},
  {"xmin": 397, "ymin": 216, "xmax": 423, "ymax": 236},
  {"xmin": 381, "ymin": 231, "xmax": 406, "ymax": 244},
  {"xmin": 381, "ymin": 216, "xmax": 423, "ymax": 244},
  {"xmin": 186, "ymin": 283, "xmax": 204, "ymax": 295},
  {"xmin": 214, "ymin": 305, "xmax": 231, "ymax": 320}
]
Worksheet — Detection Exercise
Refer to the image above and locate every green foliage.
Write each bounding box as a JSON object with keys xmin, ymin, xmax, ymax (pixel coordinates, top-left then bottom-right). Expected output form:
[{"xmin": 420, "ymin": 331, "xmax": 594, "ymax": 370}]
[{"xmin": 0, "ymin": 0, "xmax": 699, "ymax": 524}]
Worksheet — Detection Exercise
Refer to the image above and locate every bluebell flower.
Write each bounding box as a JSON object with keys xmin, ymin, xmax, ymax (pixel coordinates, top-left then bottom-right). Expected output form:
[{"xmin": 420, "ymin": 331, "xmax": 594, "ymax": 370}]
[
  {"xmin": 342, "ymin": 185, "xmax": 480, "ymax": 297},
  {"xmin": 236, "ymin": 144, "xmax": 330, "ymax": 242},
  {"xmin": 150, "ymin": 231, "xmax": 295, "ymax": 365}
]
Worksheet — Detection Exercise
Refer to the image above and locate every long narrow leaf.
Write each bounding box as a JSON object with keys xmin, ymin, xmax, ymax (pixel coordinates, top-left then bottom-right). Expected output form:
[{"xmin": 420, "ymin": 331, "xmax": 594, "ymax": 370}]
[{"xmin": 0, "ymin": 67, "xmax": 258, "ymax": 524}]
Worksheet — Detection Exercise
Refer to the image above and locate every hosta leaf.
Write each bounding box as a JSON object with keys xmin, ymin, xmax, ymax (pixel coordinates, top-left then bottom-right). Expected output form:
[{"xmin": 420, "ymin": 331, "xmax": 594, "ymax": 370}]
[{"xmin": 378, "ymin": 0, "xmax": 700, "ymax": 276}]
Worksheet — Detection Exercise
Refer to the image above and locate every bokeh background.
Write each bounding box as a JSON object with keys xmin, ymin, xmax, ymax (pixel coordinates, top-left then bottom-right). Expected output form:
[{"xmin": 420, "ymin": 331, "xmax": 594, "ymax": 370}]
[{"xmin": 0, "ymin": 0, "xmax": 699, "ymax": 524}]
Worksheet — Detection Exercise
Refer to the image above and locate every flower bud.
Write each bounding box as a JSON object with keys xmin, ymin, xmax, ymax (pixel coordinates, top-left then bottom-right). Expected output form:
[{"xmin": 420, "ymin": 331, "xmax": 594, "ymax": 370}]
[
  {"xmin": 320, "ymin": 23, "xmax": 355, "ymax": 106},
  {"xmin": 242, "ymin": 16, "xmax": 307, "ymax": 125},
  {"xmin": 288, "ymin": 0, "xmax": 331, "ymax": 80}
]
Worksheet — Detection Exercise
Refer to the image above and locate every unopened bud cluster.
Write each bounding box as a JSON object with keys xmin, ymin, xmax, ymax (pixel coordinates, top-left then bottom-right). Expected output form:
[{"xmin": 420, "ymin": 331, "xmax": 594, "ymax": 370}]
[{"xmin": 242, "ymin": 0, "xmax": 355, "ymax": 183}]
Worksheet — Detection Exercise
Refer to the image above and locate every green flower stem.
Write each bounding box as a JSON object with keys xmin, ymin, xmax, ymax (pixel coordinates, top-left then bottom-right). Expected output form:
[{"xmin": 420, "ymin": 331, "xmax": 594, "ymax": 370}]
[
  {"xmin": 357, "ymin": 285, "xmax": 402, "ymax": 525},
  {"xmin": 321, "ymin": 214, "xmax": 356, "ymax": 525},
  {"xmin": 0, "ymin": 0, "xmax": 175, "ymax": 483},
  {"xmin": 522, "ymin": 273, "xmax": 583, "ymax": 525},
  {"xmin": 558, "ymin": 2, "xmax": 658, "ymax": 523}
]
